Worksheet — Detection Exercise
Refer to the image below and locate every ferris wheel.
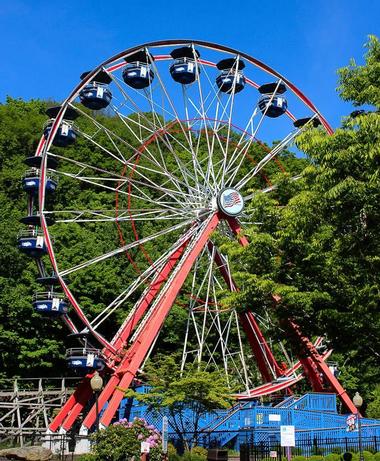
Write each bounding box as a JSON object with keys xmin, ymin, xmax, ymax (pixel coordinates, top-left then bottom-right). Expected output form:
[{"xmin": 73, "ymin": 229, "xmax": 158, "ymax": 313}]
[{"xmin": 18, "ymin": 39, "xmax": 357, "ymax": 435}]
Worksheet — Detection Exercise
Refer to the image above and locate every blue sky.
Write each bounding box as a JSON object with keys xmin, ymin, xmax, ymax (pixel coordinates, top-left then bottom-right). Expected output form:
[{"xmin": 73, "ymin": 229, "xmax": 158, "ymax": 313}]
[{"xmin": 0, "ymin": 0, "xmax": 378, "ymax": 128}]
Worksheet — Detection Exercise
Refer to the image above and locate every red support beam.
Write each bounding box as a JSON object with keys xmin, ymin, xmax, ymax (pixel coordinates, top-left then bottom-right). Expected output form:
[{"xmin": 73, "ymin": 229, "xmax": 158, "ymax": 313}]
[
  {"xmin": 288, "ymin": 320, "xmax": 357, "ymax": 413},
  {"xmin": 81, "ymin": 214, "xmax": 221, "ymax": 430},
  {"xmin": 241, "ymin": 311, "xmax": 283, "ymax": 380},
  {"xmin": 226, "ymin": 217, "xmax": 249, "ymax": 246},
  {"xmin": 226, "ymin": 217, "xmax": 357, "ymax": 411},
  {"xmin": 209, "ymin": 242, "xmax": 282, "ymax": 382},
  {"xmin": 49, "ymin": 377, "xmax": 93, "ymax": 432},
  {"xmin": 111, "ymin": 236, "xmax": 191, "ymax": 351},
  {"xmin": 296, "ymin": 356, "xmax": 325, "ymax": 392},
  {"xmin": 51, "ymin": 236, "xmax": 191, "ymax": 433},
  {"xmin": 79, "ymin": 375, "xmax": 121, "ymax": 431}
]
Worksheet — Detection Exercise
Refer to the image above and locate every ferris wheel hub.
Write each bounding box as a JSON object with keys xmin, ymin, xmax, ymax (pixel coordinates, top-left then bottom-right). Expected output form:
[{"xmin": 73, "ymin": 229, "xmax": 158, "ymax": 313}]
[{"xmin": 217, "ymin": 188, "xmax": 244, "ymax": 217}]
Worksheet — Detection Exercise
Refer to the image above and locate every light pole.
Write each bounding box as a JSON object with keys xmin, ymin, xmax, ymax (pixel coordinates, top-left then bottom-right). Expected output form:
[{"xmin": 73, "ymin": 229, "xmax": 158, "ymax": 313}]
[
  {"xmin": 353, "ymin": 392, "xmax": 364, "ymax": 461},
  {"xmin": 90, "ymin": 371, "xmax": 103, "ymax": 431}
]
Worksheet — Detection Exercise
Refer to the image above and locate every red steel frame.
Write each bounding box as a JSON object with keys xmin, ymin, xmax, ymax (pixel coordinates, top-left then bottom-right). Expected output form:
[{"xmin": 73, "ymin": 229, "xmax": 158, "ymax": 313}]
[
  {"xmin": 38, "ymin": 40, "xmax": 352, "ymax": 433},
  {"xmin": 226, "ymin": 218, "xmax": 357, "ymax": 414},
  {"xmin": 208, "ymin": 241, "xmax": 283, "ymax": 382},
  {"xmin": 50, "ymin": 213, "xmax": 357, "ymax": 433}
]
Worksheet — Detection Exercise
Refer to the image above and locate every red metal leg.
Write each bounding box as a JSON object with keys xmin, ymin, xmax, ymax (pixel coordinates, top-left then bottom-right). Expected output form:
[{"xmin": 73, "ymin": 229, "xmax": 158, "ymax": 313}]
[
  {"xmin": 95, "ymin": 214, "xmax": 220, "ymax": 428},
  {"xmin": 288, "ymin": 320, "xmax": 357, "ymax": 413},
  {"xmin": 49, "ymin": 377, "xmax": 92, "ymax": 432},
  {"xmin": 81, "ymin": 375, "xmax": 121, "ymax": 431},
  {"xmin": 111, "ymin": 237, "xmax": 191, "ymax": 351},
  {"xmin": 209, "ymin": 242, "xmax": 282, "ymax": 381},
  {"xmin": 61, "ymin": 383, "xmax": 95, "ymax": 432},
  {"xmin": 226, "ymin": 217, "xmax": 356, "ymax": 411}
]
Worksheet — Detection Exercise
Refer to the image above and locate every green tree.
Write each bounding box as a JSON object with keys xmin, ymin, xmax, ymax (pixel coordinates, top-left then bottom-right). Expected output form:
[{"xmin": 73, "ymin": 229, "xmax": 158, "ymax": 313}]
[
  {"xmin": 367, "ymin": 385, "xmax": 380, "ymax": 419},
  {"xmin": 222, "ymin": 36, "xmax": 380, "ymax": 397},
  {"xmin": 125, "ymin": 356, "xmax": 233, "ymax": 450}
]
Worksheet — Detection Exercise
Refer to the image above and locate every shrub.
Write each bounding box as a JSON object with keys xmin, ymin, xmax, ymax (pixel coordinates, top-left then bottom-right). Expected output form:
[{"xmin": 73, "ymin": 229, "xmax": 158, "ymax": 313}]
[
  {"xmin": 78, "ymin": 455, "xmax": 97, "ymax": 461},
  {"xmin": 292, "ymin": 456, "xmax": 307, "ymax": 461},
  {"xmin": 309, "ymin": 455, "xmax": 324, "ymax": 461},
  {"xmin": 351, "ymin": 451, "xmax": 375, "ymax": 461},
  {"xmin": 324, "ymin": 453, "xmax": 341, "ymax": 461},
  {"xmin": 168, "ymin": 442, "xmax": 181, "ymax": 461},
  {"xmin": 88, "ymin": 417, "xmax": 162, "ymax": 461},
  {"xmin": 182, "ymin": 447, "xmax": 208, "ymax": 461},
  {"xmin": 190, "ymin": 446, "xmax": 208, "ymax": 459},
  {"xmin": 374, "ymin": 453, "xmax": 380, "ymax": 461}
]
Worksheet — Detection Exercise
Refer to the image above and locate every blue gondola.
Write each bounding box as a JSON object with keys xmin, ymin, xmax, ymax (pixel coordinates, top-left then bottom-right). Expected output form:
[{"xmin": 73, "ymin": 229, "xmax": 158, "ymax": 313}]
[
  {"xmin": 122, "ymin": 50, "xmax": 154, "ymax": 89},
  {"xmin": 24, "ymin": 156, "xmax": 58, "ymax": 169},
  {"xmin": 18, "ymin": 230, "xmax": 47, "ymax": 257},
  {"xmin": 43, "ymin": 106, "xmax": 79, "ymax": 147},
  {"xmin": 37, "ymin": 272, "xmax": 69, "ymax": 286},
  {"xmin": 32, "ymin": 292, "xmax": 68, "ymax": 316},
  {"xmin": 293, "ymin": 116, "xmax": 321, "ymax": 128},
  {"xmin": 20, "ymin": 214, "xmax": 55, "ymax": 226},
  {"xmin": 43, "ymin": 121, "xmax": 77, "ymax": 147},
  {"xmin": 22, "ymin": 169, "xmax": 58, "ymax": 194},
  {"xmin": 79, "ymin": 70, "xmax": 113, "ymax": 110},
  {"xmin": 216, "ymin": 58, "xmax": 246, "ymax": 94},
  {"xmin": 258, "ymin": 82, "xmax": 288, "ymax": 118},
  {"xmin": 66, "ymin": 348, "xmax": 106, "ymax": 374},
  {"xmin": 169, "ymin": 47, "xmax": 200, "ymax": 85}
]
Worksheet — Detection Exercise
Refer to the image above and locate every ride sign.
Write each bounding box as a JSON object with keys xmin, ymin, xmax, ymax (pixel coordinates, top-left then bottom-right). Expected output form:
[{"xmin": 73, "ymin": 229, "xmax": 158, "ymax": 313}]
[
  {"xmin": 162, "ymin": 416, "xmax": 168, "ymax": 453},
  {"xmin": 280, "ymin": 425, "xmax": 295, "ymax": 447}
]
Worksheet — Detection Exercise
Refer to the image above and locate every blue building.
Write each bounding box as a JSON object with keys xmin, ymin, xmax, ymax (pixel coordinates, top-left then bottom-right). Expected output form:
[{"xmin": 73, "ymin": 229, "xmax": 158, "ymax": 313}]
[{"xmin": 120, "ymin": 389, "xmax": 380, "ymax": 453}]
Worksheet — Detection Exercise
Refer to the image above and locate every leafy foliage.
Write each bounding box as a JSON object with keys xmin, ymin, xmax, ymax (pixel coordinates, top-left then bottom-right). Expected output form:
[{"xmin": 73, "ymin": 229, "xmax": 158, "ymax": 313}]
[
  {"xmin": 338, "ymin": 35, "xmax": 380, "ymax": 107},
  {"xmin": 126, "ymin": 356, "xmax": 233, "ymax": 449},
  {"xmin": 222, "ymin": 36, "xmax": 380, "ymax": 400},
  {"xmin": 82, "ymin": 418, "xmax": 162, "ymax": 461},
  {"xmin": 367, "ymin": 385, "xmax": 380, "ymax": 419},
  {"xmin": 0, "ymin": 35, "xmax": 379, "ymax": 415}
]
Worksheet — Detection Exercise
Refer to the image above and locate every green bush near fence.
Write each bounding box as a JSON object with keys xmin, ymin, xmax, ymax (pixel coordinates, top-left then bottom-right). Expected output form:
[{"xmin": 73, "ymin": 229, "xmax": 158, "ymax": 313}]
[
  {"xmin": 324, "ymin": 453, "xmax": 341, "ymax": 461},
  {"xmin": 167, "ymin": 450, "xmax": 380, "ymax": 461}
]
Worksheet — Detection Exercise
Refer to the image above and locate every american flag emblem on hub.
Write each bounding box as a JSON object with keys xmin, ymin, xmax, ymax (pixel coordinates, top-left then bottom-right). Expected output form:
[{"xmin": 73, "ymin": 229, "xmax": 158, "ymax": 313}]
[{"xmin": 223, "ymin": 191, "xmax": 242, "ymax": 208}]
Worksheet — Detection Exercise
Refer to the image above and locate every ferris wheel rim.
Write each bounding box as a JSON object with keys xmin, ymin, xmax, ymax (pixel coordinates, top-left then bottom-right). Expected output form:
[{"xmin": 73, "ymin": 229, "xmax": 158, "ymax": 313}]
[
  {"xmin": 47, "ymin": 38, "xmax": 332, "ymax": 134},
  {"xmin": 33, "ymin": 38, "xmax": 333, "ymax": 373}
]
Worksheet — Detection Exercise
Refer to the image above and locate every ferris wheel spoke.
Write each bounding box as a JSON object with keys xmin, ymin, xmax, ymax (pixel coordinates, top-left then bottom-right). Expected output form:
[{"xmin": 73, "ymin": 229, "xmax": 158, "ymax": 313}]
[
  {"xmin": 45, "ymin": 207, "xmax": 192, "ymax": 223},
  {"xmin": 90, "ymin": 225, "xmax": 199, "ymax": 332},
  {"xmin": 190, "ymin": 48, "xmax": 219, "ymax": 194},
  {"xmin": 180, "ymin": 242, "xmax": 211, "ymax": 368},
  {"xmin": 109, "ymin": 56, "xmax": 201, "ymax": 193},
  {"xmin": 143, "ymin": 47, "xmax": 211, "ymax": 195},
  {"xmin": 109, "ymin": 71, "xmax": 177, "ymax": 124},
  {"xmin": 181, "ymin": 86, "xmax": 200, "ymax": 194},
  {"xmin": 223, "ymin": 108, "xmax": 260, "ymax": 175},
  {"xmin": 112, "ymin": 71, "xmax": 201, "ymax": 186},
  {"xmin": 59, "ymin": 216, "xmax": 201, "ymax": 277},
  {"xmin": 55, "ymin": 168, "xmax": 193, "ymax": 213},
  {"xmin": 143, "ymin": 71, "xmax": 198, "ymax": 185},
  {"xmin": 205, "ymin": 244, "xmax": 258, "ymax": 389},
  {"xmin": 108, "ymin": 102, "xmax": 198, "ymax": 197},
  {"xmin": 51, "ymin": 152, "xmax": 194, "ymax": 207},
  {"xmin": 243, "ymin": 174, "xmax": 302, "ymax": 203},
  {"xmin": 184, "ymin": 97, "xmax": 225, "ymax": 193},
  {"xmin": 223, "ymin": 79, "xmax": 287, "ymax": 186},
  {"xmin": 70, "ymin": 102, "xmax": 192, "ymax": 195},
  {"xmin": 197, "ymin": 60, "xmax": 229, "ymax": 117},
  {"xmin": 180, "ymin": 243, "xmax": 252, "ymax": 389},
  {"xmin": 146, "ymin": 48, "xmax": 197, "ymax": 151},
  {"xmin": 219, "ymin": 59, "xmax": 242, "ymax": 188},
  {"xmin": 233, "ymin": 127, "xmax": 304, "ymax": 191}
]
